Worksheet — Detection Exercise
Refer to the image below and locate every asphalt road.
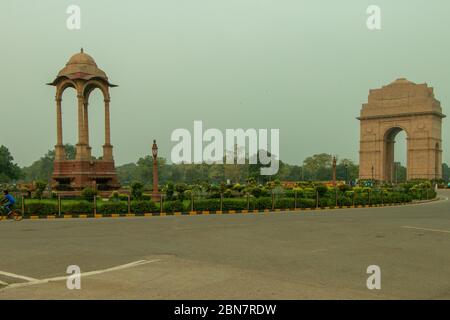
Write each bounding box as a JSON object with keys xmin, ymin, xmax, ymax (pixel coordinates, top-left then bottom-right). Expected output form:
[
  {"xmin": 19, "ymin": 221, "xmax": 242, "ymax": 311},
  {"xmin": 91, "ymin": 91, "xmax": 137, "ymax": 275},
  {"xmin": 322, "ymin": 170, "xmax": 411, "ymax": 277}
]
[{"xmin": 1, "ymin": 190, "xmax": 450, "ymax": 299}]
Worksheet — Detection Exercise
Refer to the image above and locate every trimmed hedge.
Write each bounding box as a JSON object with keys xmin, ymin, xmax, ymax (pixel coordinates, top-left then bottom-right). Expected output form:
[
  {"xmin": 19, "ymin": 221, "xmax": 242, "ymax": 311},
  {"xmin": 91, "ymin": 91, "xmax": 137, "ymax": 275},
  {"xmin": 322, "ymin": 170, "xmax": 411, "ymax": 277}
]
[
  {"xmin": 163, "ymin": 200, "xmax": 185, "ymax": 213},
  {"xmin": 97, "ymin": 201, "xmax": 127, "ymax": 214},
  {"xmin": 62, "ymin": 201, "xmax": 92, "ymax": 214},
  {"xmin": 132, "ymin": 201, "xmax": 157, "ymax": 214},
  {"xmin": 19, "ymin": 189, "xmax": 423, "ymax": 216},
  {"xmin": 23, "ymin": 202, "xmax": 58, "ymax": 215}
]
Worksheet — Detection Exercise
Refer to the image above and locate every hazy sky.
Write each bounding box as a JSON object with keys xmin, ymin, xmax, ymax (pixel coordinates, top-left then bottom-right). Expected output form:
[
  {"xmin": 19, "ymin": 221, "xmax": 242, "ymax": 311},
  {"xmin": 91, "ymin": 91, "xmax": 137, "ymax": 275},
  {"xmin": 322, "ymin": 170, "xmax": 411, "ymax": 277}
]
[{"xmin": 1, "ymin": 0, "xmax": 449, "ymax": 167}]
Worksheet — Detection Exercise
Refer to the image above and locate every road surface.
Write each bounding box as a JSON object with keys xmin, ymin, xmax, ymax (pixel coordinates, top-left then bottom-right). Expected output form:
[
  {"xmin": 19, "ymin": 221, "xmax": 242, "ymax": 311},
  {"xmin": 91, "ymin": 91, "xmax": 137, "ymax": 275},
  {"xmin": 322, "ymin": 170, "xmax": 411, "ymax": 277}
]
[{"xmin": 1, "ymin": 190, "xmax": 450, "ymax": 299}]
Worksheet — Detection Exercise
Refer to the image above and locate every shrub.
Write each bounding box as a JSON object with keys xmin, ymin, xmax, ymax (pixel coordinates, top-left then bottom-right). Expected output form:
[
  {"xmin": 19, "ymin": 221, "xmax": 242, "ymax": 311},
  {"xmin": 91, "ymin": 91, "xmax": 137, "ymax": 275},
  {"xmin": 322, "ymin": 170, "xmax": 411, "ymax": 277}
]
[
  {"xmin": 284, "ymin": 190, "xmax": 295, "ymax": 198},
  {"xmin": 165, "ymin": 182, "xmax": 175, "ymax": 201},
  {"xmin": 250, "ymin": 186, "xmax": 270, "ymax": 198},
  {"xmin": 132, "ymin": 200, "xmax": 157, "ymax": 214},
  {"xmin": 222, "ymin": 198, "xmax": 248, "ymax": 210},
  {"xmin": 251, "ymin": 197, "xmax": 272, "ymax": 210},
  {"xmin": 338, "ymin": 196, "xmax": 353, "ymax": 206},
  {"xmin": 298, "ymin": 198, "xmax": 316, "ymax": 208},
  {"xmin": 63, "ymin": 201, "xmax": 93, "ymax": 214},
  {"xmin": 223, "ymin": 189, "xmax": 233, "ymax": 198},
  {"xmin": 34, "ymin": 180, "xmax": 47, "ymax": 199},
  {"xmin": 338, "ymin": 184, "xmax": 352, "ymax": 192},
  {"xmin": 24, "ymin": 201, "xmax": 57, "ymax": 215},
  {"xmin": 175, "ymin": 183, "xmax": 189, "ymax": 199},
  {"xmin": 131, "ymin": 182, "xmax": 144, "ymax": 200},
  {"xmin": 98, "ymin": 201, "xmax": 127, "ymax": 214},
  {"xmin": 110, "ymin": 191, "xmax": 120, "ymax": 202},
  {"xmin": 118, "ymin": 193, "xmax": 130, "ymax": 201},
  {"xmin": 192, "ymin": 199, "xmax": 221, "ymax": 211},
  {"xmin": 274, "ymin": 198, "xmax": 295, "ymax": 209},
  {"xmin": 163, "ymin": 200, "xmax": 185, "ymax": 213},
  {"xmin": 315, "ymin": 185, "xmax": 328, "ymax": 196},
  {"xmin": 319, "ymin": 197, "xmax": 333, "ymax": 207},
  {"xmin": 81, "ymin": 187, "xmax": 97, "ymax": 201}
]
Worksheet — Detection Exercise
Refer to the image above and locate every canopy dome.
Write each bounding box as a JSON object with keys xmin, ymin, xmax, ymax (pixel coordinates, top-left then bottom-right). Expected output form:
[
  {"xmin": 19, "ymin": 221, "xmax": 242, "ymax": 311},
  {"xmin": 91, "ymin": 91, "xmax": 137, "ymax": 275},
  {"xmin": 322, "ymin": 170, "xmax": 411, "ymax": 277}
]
[
  {"xmin": 66, "ymin": 50, "xmax": 97, "ymax": 66},
  {"xmin": 388, "ymin": 78, "xmax": 415, "ymax": 86},
  {"xmin": 48, "ymin": 49, "xmax": 116, "ymax": 87}
]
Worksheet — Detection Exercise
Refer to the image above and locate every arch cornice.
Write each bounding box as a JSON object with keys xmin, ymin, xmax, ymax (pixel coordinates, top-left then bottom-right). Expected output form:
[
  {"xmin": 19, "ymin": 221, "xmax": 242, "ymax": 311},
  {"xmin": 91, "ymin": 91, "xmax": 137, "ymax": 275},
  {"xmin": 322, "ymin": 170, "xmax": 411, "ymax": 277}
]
[
  {"xmin": 357, "ymin": 111, "xmax": 446, "ymax": 120},
  {"xmin": 54, "ymin": 78, "xmax": 78, "ymax": 100},
  {"xmin": 82, "ymin": 79, "xmax": 110, "ymax": 102}
]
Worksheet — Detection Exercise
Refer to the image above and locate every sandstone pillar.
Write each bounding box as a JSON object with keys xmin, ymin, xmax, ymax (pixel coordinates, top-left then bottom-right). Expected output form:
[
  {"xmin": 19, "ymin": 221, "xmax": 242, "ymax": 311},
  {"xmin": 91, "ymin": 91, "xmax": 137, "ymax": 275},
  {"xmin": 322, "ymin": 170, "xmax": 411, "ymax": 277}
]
[
  {"xmin": 83, "ymin": 101, "xmax": 92, "ymax": 159},
  {"xmin": 55, "ymin": 97, "xmax": 65, "ymax": 161},
  {"xmin": 76, "ymin": 93, "xmax": 89, "ymax": 160},
  {"xmin": 103, "ymin": 98, "xmax": 113, "ymax": 160}
]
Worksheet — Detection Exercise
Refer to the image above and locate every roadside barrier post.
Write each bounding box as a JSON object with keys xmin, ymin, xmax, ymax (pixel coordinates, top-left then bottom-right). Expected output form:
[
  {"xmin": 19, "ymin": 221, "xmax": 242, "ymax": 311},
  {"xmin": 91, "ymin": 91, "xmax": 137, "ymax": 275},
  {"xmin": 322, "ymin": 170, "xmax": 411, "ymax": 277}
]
[
  {"xmin": 381, "ymin": 190, "xmax": 384, "ymax": 206},
  {"xmin": 247, "ymin": 193, "xmax": 250, "ymax": 210},
  {"xmin": 353, "ymin": 192, "xmax": 355, "ymax": 207},
  {"xmin": 335, "ymin": 187, "xmax": 338, "ymax": 207},
  {"xmin": 294, "ymin": 191, "xmax": 297, "ymax": 210},
  {"xmin": 22, "ymin": 194, "xmax": 25, "ymax": 217},
  {"xmin": 191, "ymin": 193, "xmax": 194, "ymax": 212},
  {"xmin": 272, "ymin": 192, "xmax": 275, "ymax": 210},
  {"xmin": 316, "ymin": 190, "xmax": 319, "ymax": 208},
  {"xmin": 93, "ymin": 195, "xmax": 97, "ymax": 215},
  {"xmin": 220, "ymin": 193, "xmax": 223, "ymax": 212},
  {"xmin": 58, "ymin": 194, "xmax": 62, "ymax": 216},
  {"xmin": 368, "ymin": 190, "xmax": 371, "ymax": 206},
  {"xmin": 160, "ymin": 195, "xmax": 163, "ymax": 213},
  {"xmin": 426, "ymin": 188, "xmax": 429, "ymax": 200},
  {"xmin": 127, "ymin": 195, "xmax": 131, "ymax": 214}
]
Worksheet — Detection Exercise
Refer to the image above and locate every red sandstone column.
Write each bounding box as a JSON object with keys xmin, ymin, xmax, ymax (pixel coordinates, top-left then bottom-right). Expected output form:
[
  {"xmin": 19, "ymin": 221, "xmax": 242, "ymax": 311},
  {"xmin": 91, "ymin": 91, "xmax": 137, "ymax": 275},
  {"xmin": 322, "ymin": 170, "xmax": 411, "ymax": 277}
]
[
  {"xmin": 76, "ymin": 93, "xmax": 88, "ymax": 160},
  {"xmin": 55, "ymin": 97, "xmax": 65, "ymax": 161},
  {"xmin": 103, "ymin": 98, "xmax": 113, "ymax": 160},
  {"xmin": 84, "ymin": 101, "xmax": 91, "ymax": 159}
]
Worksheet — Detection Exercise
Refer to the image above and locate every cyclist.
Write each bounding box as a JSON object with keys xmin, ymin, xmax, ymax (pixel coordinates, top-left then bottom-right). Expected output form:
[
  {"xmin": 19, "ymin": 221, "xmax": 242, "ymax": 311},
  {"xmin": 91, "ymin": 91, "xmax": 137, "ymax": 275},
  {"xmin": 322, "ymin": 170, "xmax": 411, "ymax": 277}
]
[{"xmin": 1, "ymin": 190, "xmax": 16, "ymax": 218}]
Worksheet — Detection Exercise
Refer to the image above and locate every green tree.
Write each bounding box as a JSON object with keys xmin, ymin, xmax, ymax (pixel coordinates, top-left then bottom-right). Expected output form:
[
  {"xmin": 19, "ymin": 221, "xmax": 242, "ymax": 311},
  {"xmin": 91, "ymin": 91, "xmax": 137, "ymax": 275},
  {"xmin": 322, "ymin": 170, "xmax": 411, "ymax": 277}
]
[
  {"xmin": 131, "ymin": 182, "xmax": 144, "ymax": 200},
  {"xmin": 442, "ymin": 163, "xmax": 450, "ymax": 182},
  {"xmin": 336, "ymin": 159, "xmax": 359, "ymax": 182},
  {"xmin": 34, "ymin": 180, "xmax": 47, "ymax": 199},
  {"xmin": 303, "ymin": 153, "xmax": 333, "ymax": 181},
  {"xmin": 0, "ymin": 145, "xmax": 22, "ymax": 182}
]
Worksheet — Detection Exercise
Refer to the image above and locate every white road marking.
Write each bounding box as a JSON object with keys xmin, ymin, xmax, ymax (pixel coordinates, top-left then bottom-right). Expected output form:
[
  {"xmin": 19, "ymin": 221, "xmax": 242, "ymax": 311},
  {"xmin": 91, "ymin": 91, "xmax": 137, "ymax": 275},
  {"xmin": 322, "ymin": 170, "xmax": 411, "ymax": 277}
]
[
  {"xmin": 0, "ymin": 280, "xmax": 8, "ymax": 286},
  {"xmin": 0, "ymin": 259, "xmax": 161, "ymax": 291},
  {"xmin": 401, "ymin": 226, "xmax": 450, "ymax": 234},
  {"xmin": 0, "ymin": 271, "xmax": 39, "ymax": 282}
]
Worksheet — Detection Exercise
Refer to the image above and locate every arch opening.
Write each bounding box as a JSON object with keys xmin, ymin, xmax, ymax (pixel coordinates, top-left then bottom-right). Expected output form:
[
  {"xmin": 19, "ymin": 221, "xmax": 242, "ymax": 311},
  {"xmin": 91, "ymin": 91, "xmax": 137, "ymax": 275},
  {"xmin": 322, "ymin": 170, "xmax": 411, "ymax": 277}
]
[
  {"xmin": 60, "ymin": 86, "xmax": 78, "ymax": 158},
  {"xmin": 384, "ymin": 127, "xmax": 407, "ymax": 183},
  {"xmin": 86, "ymin": 88, "xmax": 106, "ymax": 159}
]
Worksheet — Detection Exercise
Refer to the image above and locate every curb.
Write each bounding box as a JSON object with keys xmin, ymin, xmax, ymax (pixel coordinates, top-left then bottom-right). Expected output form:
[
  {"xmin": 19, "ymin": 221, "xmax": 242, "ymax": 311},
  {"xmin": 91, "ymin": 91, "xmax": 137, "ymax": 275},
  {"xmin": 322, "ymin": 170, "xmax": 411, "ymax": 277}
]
[{"xmin": 4, "ymin": 198, "xmax": 438, "ymax": 221}]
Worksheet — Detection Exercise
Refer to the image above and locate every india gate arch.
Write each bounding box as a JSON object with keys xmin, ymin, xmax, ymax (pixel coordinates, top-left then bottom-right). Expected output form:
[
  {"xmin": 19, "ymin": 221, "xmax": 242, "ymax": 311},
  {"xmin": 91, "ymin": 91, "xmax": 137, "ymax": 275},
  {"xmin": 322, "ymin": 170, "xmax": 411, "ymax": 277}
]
[
  {"xmin": 48, "ymin": 49, "xmax": 120, "ymax": 191},
  {"xmin": 358, "ymin": 78, "xmax": 445, "ymax": 182}
]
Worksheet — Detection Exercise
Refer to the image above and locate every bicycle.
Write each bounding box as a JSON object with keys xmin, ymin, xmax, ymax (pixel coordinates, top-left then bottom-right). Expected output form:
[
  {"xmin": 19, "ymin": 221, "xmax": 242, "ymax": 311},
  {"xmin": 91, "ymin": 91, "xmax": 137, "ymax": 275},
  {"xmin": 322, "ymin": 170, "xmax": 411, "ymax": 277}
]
[{"xmin": 0, "ymin": 205, "xmax": 23, "ymax": 221}]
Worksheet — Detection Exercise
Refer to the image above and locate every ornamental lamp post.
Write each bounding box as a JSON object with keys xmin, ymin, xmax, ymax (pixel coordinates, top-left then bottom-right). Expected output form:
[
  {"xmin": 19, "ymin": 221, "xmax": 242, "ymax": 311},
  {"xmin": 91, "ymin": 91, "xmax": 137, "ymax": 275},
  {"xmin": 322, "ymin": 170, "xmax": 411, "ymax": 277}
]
[
  {"xmin": 345, "ymin": 164, "xmax": 349, "ymax": 185},
  {"xmin": 332, "ymin": 156, "xmax": 337, "ymax": 186},
  {"xmin": 371, "ymin": 164, "xmax": 374, "ymax": 185},
  {"xmin": 152, "ymin": 140, "xmax": 159, "ymax": 201}
]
